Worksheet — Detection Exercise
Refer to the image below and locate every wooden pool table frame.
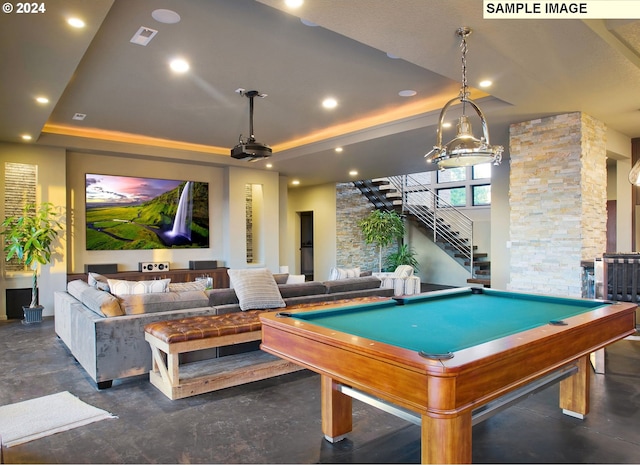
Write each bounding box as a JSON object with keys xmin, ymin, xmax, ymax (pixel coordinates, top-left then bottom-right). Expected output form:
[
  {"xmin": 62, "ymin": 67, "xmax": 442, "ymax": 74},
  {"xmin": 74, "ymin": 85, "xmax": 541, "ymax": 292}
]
[{"xmin": 260, "ymin": 289, "xmax": 637, "ymax": 464}]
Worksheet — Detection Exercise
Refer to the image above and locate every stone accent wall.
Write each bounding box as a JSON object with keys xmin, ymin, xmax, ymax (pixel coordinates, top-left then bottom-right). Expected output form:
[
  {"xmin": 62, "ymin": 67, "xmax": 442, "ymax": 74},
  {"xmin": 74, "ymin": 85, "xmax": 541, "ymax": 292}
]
[
  {"xmin": 508, "ymin": 112, "xmax": 607, "ymax": 297},
  {"xmin": 335, "ymin": 183, "xmax": 396, "ymax": 273}
]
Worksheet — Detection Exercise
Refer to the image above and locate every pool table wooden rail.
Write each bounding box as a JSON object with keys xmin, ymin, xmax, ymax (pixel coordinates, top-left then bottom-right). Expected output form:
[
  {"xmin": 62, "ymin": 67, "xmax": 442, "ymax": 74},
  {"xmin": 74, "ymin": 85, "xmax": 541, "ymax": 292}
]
[
  {"xmin": 261, "ymin": 300, "xmax": 635, "ymax": 416},
  {"xmin": 260, "ymin": 298, "xmax": 636, "ymax": 463}
]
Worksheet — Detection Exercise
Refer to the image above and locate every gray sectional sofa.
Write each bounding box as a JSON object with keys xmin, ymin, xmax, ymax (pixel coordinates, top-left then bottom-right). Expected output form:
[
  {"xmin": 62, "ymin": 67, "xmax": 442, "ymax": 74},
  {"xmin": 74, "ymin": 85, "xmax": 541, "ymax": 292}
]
[{"xmin": 54, "ymin": 273, "xmax": 393, "ymax": 389}]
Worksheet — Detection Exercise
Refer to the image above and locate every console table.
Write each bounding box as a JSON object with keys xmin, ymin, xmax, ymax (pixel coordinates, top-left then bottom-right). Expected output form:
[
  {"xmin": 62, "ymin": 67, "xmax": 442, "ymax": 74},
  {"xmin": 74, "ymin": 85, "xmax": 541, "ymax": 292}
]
[{"xmin": 67, "ymin": 268, "xmax": 229, "ymax": 288}]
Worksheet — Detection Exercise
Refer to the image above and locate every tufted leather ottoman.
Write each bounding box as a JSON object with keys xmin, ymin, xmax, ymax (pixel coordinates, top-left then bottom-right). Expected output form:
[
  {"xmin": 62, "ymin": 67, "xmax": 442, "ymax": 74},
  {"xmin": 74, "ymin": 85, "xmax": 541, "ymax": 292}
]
[{"xmin": 144, "ymin": 310, "xmax": 301, "ymax": 400}]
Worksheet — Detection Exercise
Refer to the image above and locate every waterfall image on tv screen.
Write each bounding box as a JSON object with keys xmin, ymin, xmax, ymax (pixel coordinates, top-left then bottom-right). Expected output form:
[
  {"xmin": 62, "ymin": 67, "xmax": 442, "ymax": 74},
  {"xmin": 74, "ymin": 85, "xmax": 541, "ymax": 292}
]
[{"xmin": 85, "ymin": 174, "xmax": 209, "ymax": 250}]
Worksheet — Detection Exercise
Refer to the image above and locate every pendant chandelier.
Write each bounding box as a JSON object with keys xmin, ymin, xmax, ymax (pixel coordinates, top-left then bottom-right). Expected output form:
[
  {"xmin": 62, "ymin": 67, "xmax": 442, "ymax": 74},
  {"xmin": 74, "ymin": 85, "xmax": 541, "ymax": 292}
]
[{"xmin": 425, "ymin": 27, "xmax": 503, "ymax": 169}]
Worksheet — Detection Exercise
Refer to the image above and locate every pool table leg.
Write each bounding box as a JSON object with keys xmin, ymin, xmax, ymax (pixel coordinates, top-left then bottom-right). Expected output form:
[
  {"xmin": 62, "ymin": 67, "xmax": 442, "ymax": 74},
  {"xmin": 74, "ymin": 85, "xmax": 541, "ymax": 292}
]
[
  {"xmin": 559, "ymin": 355, "xmax": 590, "ymax": 419},
  {"xmin": 421, "ymin": 411, "xmax": 472, "ymax": 464},
  {"xmin": 321, "ymin": 375, "xmax": 352, "ymax": 442}
]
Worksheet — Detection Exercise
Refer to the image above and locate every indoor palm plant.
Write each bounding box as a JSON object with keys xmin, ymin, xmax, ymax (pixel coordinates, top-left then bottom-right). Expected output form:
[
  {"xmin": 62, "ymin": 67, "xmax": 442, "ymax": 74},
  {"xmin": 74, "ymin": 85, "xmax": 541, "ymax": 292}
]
[
  {"xmin": 358, "ymin": 209, "xmax": 405, "ymax": 272},
  {"xmin": 385, "ymin": 243, "xmax": 419, "ymax": 273},
  {"xmin": 1, "ymin": 202, "xmax": 63, "ymax": 323}
]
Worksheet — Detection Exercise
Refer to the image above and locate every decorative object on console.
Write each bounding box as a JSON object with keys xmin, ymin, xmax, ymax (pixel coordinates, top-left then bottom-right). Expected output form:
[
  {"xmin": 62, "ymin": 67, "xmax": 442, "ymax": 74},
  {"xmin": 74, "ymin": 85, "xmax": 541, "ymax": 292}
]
[
  {"xmin": 85, "ymin": 174, "xmax": 209, "ymax": 250},
  {"xmin": 424, "ymin": 27, "xmax": 503, "ymax": 169},
  {"xmin": 85, "ymin": 263, "xmax": 118, "ymax": 274},
  {"xmin": 139, "ymin": 262, "xmax": 170, "ymax": 272},
  {"xmin": 189, "ymin": 260, "xmax": 219, "ymax": 270},
  {"xmin": 1, "ymin": 202, "xmax": 64, "ymax": 324}
]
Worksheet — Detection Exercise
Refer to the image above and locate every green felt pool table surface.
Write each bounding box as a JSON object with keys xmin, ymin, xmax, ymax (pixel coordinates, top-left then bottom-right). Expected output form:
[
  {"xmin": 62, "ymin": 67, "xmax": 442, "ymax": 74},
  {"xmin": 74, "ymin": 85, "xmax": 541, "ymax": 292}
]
[{"xmin": 288, "ymin": 288, "xmax": 608, "ymax": 355}]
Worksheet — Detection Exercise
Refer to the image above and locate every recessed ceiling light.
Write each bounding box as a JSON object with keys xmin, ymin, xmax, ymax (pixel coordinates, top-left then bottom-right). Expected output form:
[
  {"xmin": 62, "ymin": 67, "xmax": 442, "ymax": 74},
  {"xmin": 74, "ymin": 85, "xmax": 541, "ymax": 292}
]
[
  {"xmin": 479, "ymin": 80, "xmax": 492, "ymax": 88},
  {"xmin": 292, "ymin": 180, "xmax": 300, "ymax": 185},
  {"xmin": 349, "ymin": 170, "xmax": 358, "ymax": 176},
  {"xmin": 265, "ymin": 163, "xmax": 273, "ymax": 168},
  {"xmin": 335, "ymin": 147, "xmax": 343, "ymax": 153},
  {"xmin": 398, "ymin": 90, "xmax": 417, "ymax": 97},
  {"xmin": 152, "ymin": 9, "xmax": 181, "ymax": 24},
  {"xmin": 285, "ymin": 0, "xmax": 304, "ymax": 8},
  {"xmin": 21, "ymin": 134, "xmax": 32, "ymax": 141},
  {"xmin": 322, "ymin": 97, "xmax": 338, "ymax": 109},
  {"xmin": 67, "ymin": 17, "xmax": 85, "ymax": 28},
  {"xmin": 35, "ymin": 96, "xmax": 49, "ymax": 104},
  {"xmin": 442, "ymin": 122, "xmax": 452, "ymax": 129},
  {"xmin": 169, "ymin": 58, "xmax": 190, "ymax": 73}
]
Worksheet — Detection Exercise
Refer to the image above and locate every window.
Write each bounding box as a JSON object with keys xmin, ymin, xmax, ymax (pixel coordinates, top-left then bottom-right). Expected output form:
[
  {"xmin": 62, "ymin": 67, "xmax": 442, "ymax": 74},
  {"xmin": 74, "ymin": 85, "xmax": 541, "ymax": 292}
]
[
  {"xmin": 437, "ymin": 167, "xmax": 466, "ymax": 183},
  {"xmin": 437, "ymin": 187, "xmax": 466, "ymax": 207},
  {"xmin": 472, "ymin": 163, "xmax": 491, "ymax": 180},
  {"xmin": 472, "ymin": 185, "xmax": 491, "ymax": 206}
]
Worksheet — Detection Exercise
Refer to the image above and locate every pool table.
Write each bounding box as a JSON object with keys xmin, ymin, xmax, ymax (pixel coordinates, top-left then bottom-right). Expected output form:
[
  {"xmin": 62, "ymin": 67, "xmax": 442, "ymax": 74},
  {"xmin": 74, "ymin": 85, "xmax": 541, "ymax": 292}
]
[{"xmin": 259, "ymin": 287, "xmax": 637, "ymax": 464}]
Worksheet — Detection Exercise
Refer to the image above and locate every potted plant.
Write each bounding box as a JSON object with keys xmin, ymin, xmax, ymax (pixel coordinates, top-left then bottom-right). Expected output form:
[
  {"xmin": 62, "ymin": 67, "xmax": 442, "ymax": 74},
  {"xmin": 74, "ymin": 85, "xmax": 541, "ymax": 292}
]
[
  {"xmin": 358, "ymin": 209, "xmax": 405, "ymax": 272},
  {"xmin": 385, "ymin": 243, "xmax": 419, "ymax": 272},
  {"xmin": 1, "ymin": 202, "xmax": 63, "ymax": 323}
]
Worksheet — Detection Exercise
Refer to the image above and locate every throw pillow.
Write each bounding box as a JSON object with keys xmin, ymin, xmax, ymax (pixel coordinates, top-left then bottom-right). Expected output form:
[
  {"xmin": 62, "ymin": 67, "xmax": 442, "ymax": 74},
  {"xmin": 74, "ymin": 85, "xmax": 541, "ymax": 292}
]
[
  {"xmin": 328, "ymin": 267, "xmax": 361, "ymax": 280},
  {"xmin": 168, "ymin": 281, "xmax": 207, "ymax": 292},
  {"xmin": 88, "ymin": 272, "xmax": 110, "ymax": 291},
  {"xmin": 272, "ymin": 273, "xmax": 289, "ymax": 284},
  {"xmin": 227, "ymin": 268, "xmax": 285, "ymax": 311},
  {"xmin": 286, "ymin": 274, "xmax": 306, "ymax": 284},
  {"xmin": 107, "ymin": 278, "xmax": 170, "ymax": 296}
]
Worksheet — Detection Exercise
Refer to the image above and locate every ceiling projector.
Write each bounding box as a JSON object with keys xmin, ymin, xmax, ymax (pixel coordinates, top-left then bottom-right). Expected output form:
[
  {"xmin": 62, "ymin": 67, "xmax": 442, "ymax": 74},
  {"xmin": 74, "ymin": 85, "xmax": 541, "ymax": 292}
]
[
  {"xmin": 231, "ymin": 141, "xmax": 272, "ymax": 161},
  {"xmin": 231, "ymin": 88, "xmax": 272, "ymax": 161}
]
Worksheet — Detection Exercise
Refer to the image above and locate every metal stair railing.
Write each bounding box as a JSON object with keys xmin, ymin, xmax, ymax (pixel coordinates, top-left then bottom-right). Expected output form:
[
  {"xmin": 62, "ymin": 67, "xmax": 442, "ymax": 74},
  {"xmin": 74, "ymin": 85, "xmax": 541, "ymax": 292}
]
[{"xmin": 386, "ymin": 174, "xmax": 474, "ymax": 275}]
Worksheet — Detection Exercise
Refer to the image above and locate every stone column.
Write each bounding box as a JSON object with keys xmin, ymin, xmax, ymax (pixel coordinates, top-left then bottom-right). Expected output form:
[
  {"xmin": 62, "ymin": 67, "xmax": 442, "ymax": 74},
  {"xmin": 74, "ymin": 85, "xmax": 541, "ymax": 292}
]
[{"xmin": 508, "ymin": 112, "xmax": 607, "ymax": 297}]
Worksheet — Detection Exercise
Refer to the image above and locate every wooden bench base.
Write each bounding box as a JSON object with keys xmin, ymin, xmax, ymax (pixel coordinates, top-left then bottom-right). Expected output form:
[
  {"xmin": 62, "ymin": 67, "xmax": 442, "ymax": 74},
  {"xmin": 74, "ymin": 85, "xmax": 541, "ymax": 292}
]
[
  {"xmin": 145, "ymin": 315, "xmax": 303, "ymax": 400},
  {"xmin": 144, "ymin": 298, "xmax": 392, "ymax": 400}
]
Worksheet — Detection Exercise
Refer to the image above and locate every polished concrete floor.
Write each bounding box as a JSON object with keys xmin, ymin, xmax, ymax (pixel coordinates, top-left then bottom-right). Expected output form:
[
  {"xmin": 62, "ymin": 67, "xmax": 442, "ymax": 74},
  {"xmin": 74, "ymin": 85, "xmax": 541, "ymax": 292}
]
[{"xmin": 0, "ymin": 317, "xmax": 639, "ymax": 464}]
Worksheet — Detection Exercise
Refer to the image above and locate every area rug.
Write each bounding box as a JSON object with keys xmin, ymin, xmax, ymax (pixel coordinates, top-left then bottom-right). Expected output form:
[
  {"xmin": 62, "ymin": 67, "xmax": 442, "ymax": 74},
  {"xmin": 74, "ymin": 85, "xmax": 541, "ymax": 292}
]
[{"xmin": 0, "ymin": 391, "xmax": 116, "ymax": 447}]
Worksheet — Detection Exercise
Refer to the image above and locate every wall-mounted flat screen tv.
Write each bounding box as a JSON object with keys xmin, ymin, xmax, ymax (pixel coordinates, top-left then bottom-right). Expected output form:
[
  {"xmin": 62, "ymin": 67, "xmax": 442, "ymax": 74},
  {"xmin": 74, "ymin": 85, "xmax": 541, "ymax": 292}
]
[{"xmin": 85, "ymin": 174, "xmax": 209, "ymax": 250}]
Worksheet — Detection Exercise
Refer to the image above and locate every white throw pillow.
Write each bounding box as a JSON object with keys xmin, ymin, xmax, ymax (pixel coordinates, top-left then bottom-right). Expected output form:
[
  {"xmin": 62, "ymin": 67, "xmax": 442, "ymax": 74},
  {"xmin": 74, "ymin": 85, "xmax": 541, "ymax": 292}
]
[
  {"xmin": 285, "ymin": 274, "xmax": 306, "ymax": 284},
  {"xmin": 328, "ymin": 267, "xmax": 361, "ymax": 280},
  {"xmin": 227, "ymin": 268, "xmax": 285, "ymax": 311},
  {"xmin": 107, "ymin": 278, "xmax": 170, "ymax": 296}
]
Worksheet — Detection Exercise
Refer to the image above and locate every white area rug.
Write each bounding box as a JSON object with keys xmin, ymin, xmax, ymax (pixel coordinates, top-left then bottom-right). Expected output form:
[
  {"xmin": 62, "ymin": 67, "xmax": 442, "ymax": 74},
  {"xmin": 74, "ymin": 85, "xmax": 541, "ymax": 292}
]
[{"xmin": 0, "ymin": 391, "xmax": 116, "ymax": 447}]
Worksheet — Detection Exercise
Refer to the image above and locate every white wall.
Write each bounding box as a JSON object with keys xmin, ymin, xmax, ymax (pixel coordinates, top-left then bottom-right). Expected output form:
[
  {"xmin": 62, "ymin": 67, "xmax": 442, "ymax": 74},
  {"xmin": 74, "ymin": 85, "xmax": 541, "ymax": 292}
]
[
  {"xmin": 0, "ymin": 142, "xmax": 67, "ymax": 318},
  {"xmin": 286, "ymin": 183, "xmax": 336, "ymax": 281},
  {"xmin": 224, "ymin": 166, "xmax": 281, "ymax": 271},
  {"xmin": 66, "ymin": 151, "xmax": 226, "ymax": 273}
]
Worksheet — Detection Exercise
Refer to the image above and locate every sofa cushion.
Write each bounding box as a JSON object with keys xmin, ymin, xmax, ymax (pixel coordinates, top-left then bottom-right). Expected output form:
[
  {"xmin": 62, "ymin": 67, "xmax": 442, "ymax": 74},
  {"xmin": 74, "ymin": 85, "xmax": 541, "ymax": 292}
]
[
  {"xmin": 67, "ymin": 279, "xmax": 124, "ymax": 317},
  {"xmin": 278, "ymin": 281, "xmax": 327, "ymax": 298},
  {"xmin": 323, "ymin": 276, "xmax": 382, "ymax": 294},
  {"xmin": 207, "ymin": 288, "xmax": 239, "ymax": 306},
  {"xmin": 328, "ymin": 267, "xmax": 361, "ymax": 280},
  {"xmin": 107, "ymin": 278, "xmax": 170, "ymax": 296},
  {"xmin": 88, "ymin": 272, "xmax": 110, "ymax": 291},
  {"xmin": 227, "ymin": 268, "xmax": 285, "ymax": 311},
  {"xmin": 118, "ymin": 290, "xmax": 209, "ymax": 315}
]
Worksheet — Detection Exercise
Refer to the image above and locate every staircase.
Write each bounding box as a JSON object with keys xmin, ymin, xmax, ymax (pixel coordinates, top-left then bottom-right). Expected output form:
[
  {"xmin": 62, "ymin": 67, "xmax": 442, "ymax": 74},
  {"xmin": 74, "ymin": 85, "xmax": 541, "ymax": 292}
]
[{"xmin": 353, "ymin": 175, "xmax": 491, "ymax": 287}]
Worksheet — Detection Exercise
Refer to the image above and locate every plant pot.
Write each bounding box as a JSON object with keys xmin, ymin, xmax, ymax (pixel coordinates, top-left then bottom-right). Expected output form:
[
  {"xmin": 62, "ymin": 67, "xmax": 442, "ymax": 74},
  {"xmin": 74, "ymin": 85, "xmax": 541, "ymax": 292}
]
[{"xmin": 22, "ymin": 305, "xmax": 43, "ymax": 324}]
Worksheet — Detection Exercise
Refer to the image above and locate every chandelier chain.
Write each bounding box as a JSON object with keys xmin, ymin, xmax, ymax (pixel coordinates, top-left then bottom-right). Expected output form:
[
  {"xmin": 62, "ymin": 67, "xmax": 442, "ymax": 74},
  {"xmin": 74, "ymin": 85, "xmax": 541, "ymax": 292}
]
[{"xmin": 459, "ymin": 30, "xmax": 469, "ymax": 105}]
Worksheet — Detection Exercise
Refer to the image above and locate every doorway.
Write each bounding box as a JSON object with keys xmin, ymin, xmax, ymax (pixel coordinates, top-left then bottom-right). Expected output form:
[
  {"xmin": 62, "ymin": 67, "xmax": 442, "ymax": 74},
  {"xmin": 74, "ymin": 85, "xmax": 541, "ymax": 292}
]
[{"xmin": 300, "ymin": 211, "xmax": 314, "ymax": 281}]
